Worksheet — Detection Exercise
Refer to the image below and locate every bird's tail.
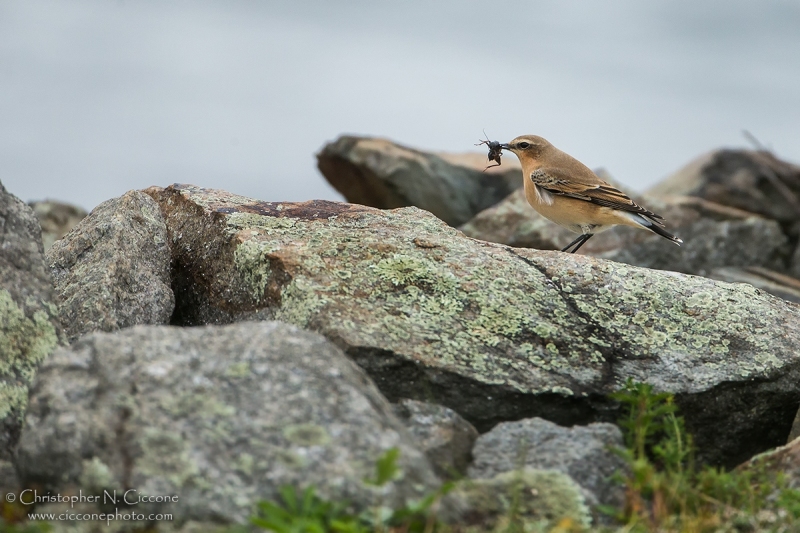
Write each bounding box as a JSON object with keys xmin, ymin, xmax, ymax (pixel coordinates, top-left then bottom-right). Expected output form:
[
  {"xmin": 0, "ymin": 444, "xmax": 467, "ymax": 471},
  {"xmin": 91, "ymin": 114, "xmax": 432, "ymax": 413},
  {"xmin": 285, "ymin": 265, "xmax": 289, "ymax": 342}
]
[
  {"xmin": 624, "ymin": 213, "xmax": 683, "ymax": 245},
  {"xmin": 646, "ymin": 222, "xmax": 683, "ymax": 245}
]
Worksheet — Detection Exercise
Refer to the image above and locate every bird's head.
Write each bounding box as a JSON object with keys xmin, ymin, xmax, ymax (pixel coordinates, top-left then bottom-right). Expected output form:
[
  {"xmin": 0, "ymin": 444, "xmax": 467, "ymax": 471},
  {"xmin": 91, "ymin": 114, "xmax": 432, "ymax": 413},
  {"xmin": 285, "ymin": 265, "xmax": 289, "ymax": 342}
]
[{"xmin": 500, "ymin": 135, "xmax": 553, "ymax": 161}]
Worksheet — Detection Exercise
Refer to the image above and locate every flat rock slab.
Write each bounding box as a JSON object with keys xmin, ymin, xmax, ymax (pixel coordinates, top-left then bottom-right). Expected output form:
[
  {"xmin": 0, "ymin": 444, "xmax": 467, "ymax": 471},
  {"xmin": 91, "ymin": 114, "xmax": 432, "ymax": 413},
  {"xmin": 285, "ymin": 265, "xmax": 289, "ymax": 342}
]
[
  {"xmin": 16, "ymin": 322, "xmax": 438, "ymax": 527},
  {"xmin": 47, "ymin": 191, "xmax": 174, "ymax": 342},
  {"xmin": 146, "ymin": 184, "xmax": 800, "ymax": 467},
  {"xmin": 317, "ymin": 135, "xmax": 520, "ymax": 226}
]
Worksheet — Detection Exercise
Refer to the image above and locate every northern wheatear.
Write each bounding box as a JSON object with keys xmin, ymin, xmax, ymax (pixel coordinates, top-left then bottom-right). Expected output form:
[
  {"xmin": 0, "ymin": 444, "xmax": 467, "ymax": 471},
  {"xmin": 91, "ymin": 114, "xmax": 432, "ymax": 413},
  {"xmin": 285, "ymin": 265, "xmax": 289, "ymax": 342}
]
[{"xmin": 497, "ymin": 135, "xmax": 682, "ymax": 253}]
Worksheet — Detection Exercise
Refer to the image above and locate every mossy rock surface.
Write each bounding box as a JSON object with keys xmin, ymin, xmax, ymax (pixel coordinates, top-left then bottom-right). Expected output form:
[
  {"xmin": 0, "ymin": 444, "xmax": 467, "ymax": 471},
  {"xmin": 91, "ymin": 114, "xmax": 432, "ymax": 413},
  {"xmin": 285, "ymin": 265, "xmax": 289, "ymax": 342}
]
[{"xmin": 146, "ymin": 184, "xmax": 800, "ymax": 466}]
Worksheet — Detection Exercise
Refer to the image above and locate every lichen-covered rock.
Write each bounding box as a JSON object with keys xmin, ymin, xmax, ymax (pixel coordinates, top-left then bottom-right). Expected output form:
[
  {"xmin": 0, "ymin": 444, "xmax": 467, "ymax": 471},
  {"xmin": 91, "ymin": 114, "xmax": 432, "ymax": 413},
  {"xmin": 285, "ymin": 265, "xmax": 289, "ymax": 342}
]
[
  {"xmin": 442, "ymin": 469, "xmax": 591, "ymax": 530},
  {"xmin": 392, "ymin": 399, "xmax": 478, "ymax": 479},
  {"xmin": 647, "ymin": 149, "xmax": 800, "ymax": 225},
  {"xmin": 0, "ymin": 180, "xmax": 62, "ymax": 489},
  {"xmin": 28, "ymin": 200, "xmax": 88, "ymax": 250},
  {"xmin": 145, "ymin": 184, "xmax": 800, "ymax": 467},
  {"xmin": 468, "ymin": 417, "xmax": 626, "ymax": 514},
  {"xmin": 316, "ymin": 136, "xmax": 521, "ymax": 226},
  {"xmin": 46, "ymin": 191, "xmax": 174, "ymax": 342},
  {"xmin": 462, "ymin": 191, "xmax": 788, "ymax": 278},
  {"xmin": 16, "ymin": 322, "xmax": 439, "ymax": 528}
]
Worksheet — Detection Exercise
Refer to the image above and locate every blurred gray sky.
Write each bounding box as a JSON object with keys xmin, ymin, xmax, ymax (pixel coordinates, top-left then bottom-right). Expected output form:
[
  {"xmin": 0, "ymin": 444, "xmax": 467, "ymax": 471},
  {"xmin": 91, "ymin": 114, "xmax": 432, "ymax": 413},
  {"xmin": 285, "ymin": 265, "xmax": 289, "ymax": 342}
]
[{"xmin": 2, "ymin": 0, "xmax": 799, "ymax": 211}]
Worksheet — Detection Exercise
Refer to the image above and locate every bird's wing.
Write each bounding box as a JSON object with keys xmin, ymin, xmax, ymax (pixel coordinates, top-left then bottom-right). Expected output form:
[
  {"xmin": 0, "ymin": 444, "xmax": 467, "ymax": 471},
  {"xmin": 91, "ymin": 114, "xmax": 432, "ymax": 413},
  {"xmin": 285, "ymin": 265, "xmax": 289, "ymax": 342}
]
[{"xmin": 531, "ymin": 168, "xmax": 664, "ymax": 223}]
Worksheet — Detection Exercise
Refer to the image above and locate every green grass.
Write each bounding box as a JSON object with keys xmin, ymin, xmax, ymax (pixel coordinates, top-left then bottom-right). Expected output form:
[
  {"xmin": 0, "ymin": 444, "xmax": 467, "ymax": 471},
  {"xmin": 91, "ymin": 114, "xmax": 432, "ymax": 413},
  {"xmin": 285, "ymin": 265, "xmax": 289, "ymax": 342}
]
[{"xmin": 604, "ymin": 379, "xmax": 800, "ymax": 532}]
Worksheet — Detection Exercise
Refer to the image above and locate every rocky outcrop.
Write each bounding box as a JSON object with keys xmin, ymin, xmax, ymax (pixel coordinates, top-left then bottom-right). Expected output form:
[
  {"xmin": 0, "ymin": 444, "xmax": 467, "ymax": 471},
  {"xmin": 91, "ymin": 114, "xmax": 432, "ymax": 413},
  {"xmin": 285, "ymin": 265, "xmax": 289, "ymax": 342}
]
[
  {"xmin": 143, "ymin": 183, "xmax": 800, "ymax": 467},
  {"xmin": 28, "ymin": 200, "xmax": 87, "ymax": 250},
  {"xmin": 392, "ymin": 399, "xmax": 478, "ymax": 480},
  {"xmin": 0, "ymin": 180, "xmax": 62, "ymax": 490},
  {"xmin": 46, "ymin": 191, "xmax": 174, "ymax": 342},
  {"xmin": 647, "ymin": 149, "xmax": 800, "ymax": 279},
  {"xmin": 468, "ymin": 417, "xmax": 626, "ymax": 514},
  {"xmin": 316, "ymin": 136, "xmax": 521, "ymax": 226},
  {"xmin": 16, "ymin": 322, "xmax": 439, "ymax": 527},
  {"xmin": 647, "ymin": 149, "xmax": 800, "ymax": 226}
]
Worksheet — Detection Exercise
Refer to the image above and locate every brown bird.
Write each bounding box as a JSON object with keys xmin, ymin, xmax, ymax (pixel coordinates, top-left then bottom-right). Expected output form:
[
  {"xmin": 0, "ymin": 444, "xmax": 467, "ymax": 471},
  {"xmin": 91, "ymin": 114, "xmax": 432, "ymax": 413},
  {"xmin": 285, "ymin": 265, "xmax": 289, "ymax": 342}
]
[{"xmin": 499, "ymin": 135, "xmax": 682, "ymax": 253}]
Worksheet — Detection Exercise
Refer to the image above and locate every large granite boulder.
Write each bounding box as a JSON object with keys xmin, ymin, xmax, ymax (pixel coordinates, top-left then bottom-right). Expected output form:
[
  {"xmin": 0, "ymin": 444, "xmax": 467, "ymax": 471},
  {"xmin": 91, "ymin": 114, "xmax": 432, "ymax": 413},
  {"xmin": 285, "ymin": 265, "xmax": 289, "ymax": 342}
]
[
  {"xmin": 47, "ymin": 191, "xmax": 175, "ymax": 342},
  {"xmin": 0, "ymin": 180, "xmax": 62, "ymax": 489},
  {"xmin": 316, "ymin": 135, "xmax": 521, "ymax": 226},
  {"xmin": 141, "ymin": 184, "xmax": 800, "ymax": 467},
  {"xmin": 16, "ymin": 321, "xmax": 438, "ymax": 529}
]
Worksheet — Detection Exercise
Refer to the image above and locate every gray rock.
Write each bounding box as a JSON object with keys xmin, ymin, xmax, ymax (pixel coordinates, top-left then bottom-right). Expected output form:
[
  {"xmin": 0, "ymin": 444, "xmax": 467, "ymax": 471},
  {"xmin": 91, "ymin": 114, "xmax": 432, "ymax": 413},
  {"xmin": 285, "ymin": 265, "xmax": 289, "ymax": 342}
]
[
  {"xmin": 647, "ymin": 149, "xmax": 800, "ymax": 224},
  {"xmin": 46, "ymin": 190, "xmax": 174, "ymax": 342},
  {"xmin": 28, "ymin": 200, "xmax": 88, "ymax": 250},
  {"xmin": 0, "ymin": 180, "xmax": 62, "ymax": 488},
  {"xmin": 317, "ymin": 136, "xmax": 521, "ymax": 226},
  {"xmin": 709, "ymin": 267, "xmax": 800, "ymax": 305},
  {"xmin": 791, "ymin": 242, "xmax": 800, "ymax": 279},
  {"xmin": 468, "ymin": 417, "xmax": 626, "ymax": 512},
  {"xmin": 442, "ymin": 469, "xmax": 591, "ymax": 530},
  {"xmin": 144, "ymin": 184, "xmax": 800, "ymax": 467},
  {"xmin": 16, "ymin": 322, "xmax": 439, "ymax": 527},
  {"xmin": 392, "ymin": 399, "xmax": 478, "ymax": 479},
  {"xmin": 462, "ymin": 192, "xmax": 788, "ymax": 278}
]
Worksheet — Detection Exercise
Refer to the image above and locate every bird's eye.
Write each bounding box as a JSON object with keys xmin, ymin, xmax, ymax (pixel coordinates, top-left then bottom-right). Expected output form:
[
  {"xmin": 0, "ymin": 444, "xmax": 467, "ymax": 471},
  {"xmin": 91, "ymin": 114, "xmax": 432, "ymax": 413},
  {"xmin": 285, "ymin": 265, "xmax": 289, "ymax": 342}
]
[{"xmin": 518, "ymin": 142, "xmax": 530, "ymax": 149}]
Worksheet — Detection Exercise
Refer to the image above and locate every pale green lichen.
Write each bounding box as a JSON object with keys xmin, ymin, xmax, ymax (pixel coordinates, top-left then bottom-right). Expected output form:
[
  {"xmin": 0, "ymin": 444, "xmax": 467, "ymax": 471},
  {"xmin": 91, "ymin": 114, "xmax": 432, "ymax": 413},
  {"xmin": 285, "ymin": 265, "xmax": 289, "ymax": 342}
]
[
  {"xmin": 0, "ymin": 289, "xmax": 59, "ymax": 420},
  {"xmin": 225, "ymin": 361, "xmax": 251, "ymax": 378},
  {"xmin": 0, "ymin": 382, "xmax": 29, "ymax": 421},
  {"xmin": 234, "ymin": 453, "xmax": 255, "ymax": 476},
  {"xmin": 80, "ymin": 457, "xmax": 115, "ymax": 491},
  {"xmin": 138, "ymin": 428, "xmax": 200, "ymax": 488},
  {"xmin": 283, "ymin": 424, "xmax": 331, "ymax": 446},
  {"xmin": 449, "ymin": 468, "xmax": 591, "ymax": 529},
  {"xmin": 233, "ymin": 239, "xmax": 279, "ymax": 297}
]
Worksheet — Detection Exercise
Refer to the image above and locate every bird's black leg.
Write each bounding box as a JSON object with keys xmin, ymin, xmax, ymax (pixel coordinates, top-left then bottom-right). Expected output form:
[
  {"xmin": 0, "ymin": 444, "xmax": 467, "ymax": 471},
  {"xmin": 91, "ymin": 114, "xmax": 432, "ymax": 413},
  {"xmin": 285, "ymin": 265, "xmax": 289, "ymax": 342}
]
[{"xmin": 561, "ymin": 233, "xmax": 594, "ymax": 253}]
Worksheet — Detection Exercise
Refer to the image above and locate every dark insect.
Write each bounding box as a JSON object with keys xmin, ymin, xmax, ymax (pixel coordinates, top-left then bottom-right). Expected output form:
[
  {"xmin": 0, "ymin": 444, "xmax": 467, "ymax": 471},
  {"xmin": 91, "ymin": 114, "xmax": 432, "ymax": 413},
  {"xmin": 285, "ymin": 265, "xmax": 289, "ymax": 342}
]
[{"xmin": 475, "ymin": 137, "xmax": 504, "ymax": 171}]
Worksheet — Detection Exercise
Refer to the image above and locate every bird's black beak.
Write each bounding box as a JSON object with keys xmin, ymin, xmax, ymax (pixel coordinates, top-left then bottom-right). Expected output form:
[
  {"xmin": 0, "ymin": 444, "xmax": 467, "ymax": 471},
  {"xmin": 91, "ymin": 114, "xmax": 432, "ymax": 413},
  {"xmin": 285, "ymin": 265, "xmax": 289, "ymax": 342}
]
[{"xmin": 499, "ymin": 143, "xmax": 512, "ymax": 151}]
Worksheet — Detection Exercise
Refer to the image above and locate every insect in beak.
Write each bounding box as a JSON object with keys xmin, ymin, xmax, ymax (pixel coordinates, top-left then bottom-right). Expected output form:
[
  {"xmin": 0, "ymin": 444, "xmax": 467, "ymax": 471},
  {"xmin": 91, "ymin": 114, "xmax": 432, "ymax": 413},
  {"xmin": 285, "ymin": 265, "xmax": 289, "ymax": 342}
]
[{"xmin": 475, "ymin": 137, "xmax": 506, "ymax": 171}]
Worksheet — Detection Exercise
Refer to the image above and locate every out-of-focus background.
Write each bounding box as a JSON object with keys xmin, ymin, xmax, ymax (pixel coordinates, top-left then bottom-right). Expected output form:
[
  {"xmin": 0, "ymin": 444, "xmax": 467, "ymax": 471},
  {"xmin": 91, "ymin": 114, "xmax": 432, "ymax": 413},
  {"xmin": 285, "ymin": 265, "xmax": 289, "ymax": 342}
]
[{"xmin": 2, "ymin": 0, "xmax": 799, "ymax": 212}]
